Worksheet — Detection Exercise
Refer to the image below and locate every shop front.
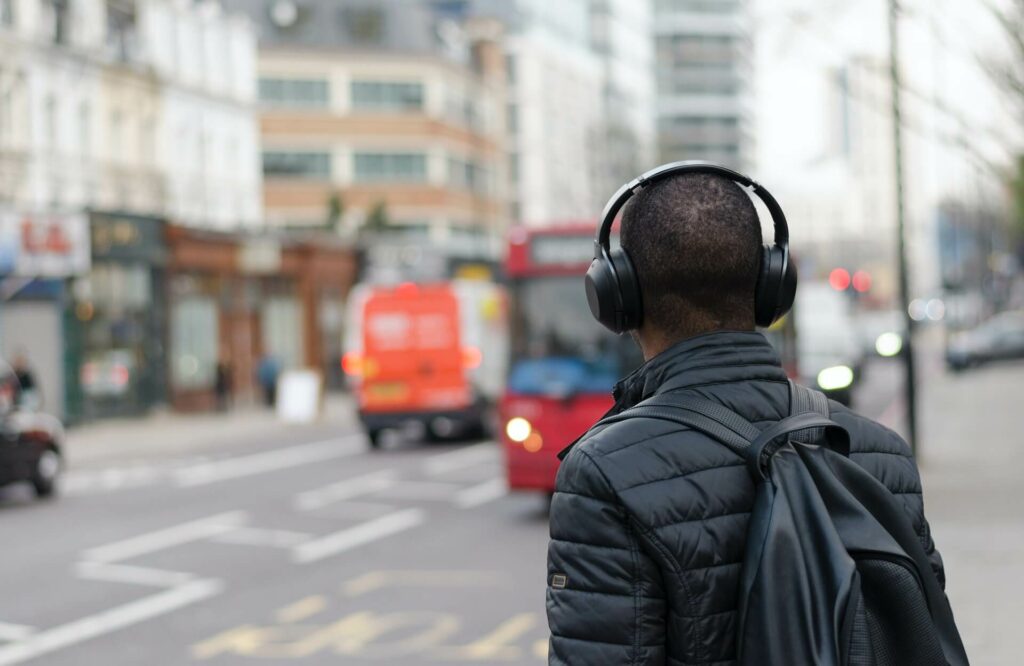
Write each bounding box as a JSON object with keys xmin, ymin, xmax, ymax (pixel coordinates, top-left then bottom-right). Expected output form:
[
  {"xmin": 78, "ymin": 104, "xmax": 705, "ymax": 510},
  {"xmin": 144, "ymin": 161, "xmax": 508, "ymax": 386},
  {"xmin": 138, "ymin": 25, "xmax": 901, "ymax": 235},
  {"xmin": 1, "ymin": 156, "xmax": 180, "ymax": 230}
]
[
  {"xmin": 166, "ymin": 227, "xmax": 356, "ymax": 411},
  {"xmin": 0, "ymin": 210, "xmax": 91, "ymax": 421},
  {"xmin": 65, "ymin": 213, "xmax": 168, "ymax": 421}
]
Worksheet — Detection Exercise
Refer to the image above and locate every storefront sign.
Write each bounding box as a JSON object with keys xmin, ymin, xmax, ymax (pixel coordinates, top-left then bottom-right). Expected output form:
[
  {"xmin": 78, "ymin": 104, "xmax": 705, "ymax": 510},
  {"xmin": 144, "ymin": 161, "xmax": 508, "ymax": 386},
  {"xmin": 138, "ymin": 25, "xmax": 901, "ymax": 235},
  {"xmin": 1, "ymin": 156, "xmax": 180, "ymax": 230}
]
[
  {"xmin": 238, "ymin": 239, "xmax": 282, "ymax": 274},
  {"xmin": 90, "ymin": 213, "xmax": 166, "ymax": 264},
  {"xmin": 0, "ymin": 211, "xmax": 91, "ymax": 277}
]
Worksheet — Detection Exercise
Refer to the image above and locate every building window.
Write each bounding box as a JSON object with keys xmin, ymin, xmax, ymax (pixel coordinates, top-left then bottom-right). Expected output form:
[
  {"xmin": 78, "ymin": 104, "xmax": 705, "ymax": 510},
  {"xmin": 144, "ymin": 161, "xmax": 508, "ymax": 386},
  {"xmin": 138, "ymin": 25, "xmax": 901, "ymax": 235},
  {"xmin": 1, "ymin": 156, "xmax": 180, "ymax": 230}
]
[
  {"xmin": 258, "ymin": 78, "xmax": 330, "ymax": 108},
  {"xmin": 262, "ymin": 151, "xmax": 331, "ymax": 179},
  {"xmin": 447, "ymin": 156, "xmax": 490, "ymax": 194},
  {"xmin": 0, "ymin": 84, "xmax": 11, "ymax": 144},
  {"xmin": 78, "ymin": 102, "xmax": 90, "ymax": 157},
  {"xmin": 106, "ymin": 0, "xmax": 138, "ymax": 63},
  {"xmin": 657, "ymin": 34, "xmax": 737, "ymax": 67},
  {"xmin": 1, "ymin": 0, "xmax": 15, "ymax": 27},
  {"xmin": 44, "ymin": 95, "xmax": 58, "ymax": 152},
  {"xmin": 51, "ymin": 0, "xmax": 69, "ymax": 45},
  {"xmin": 655, "ymin": 0, "xmax": 743, "ymax": 13},
  {"xmin": 109, "ymin": 110, "xmax": 122, "ymax": 161},
  {"xmin": 350, "ymin": 81, "xmax": 424, "ymax": 111},
  {"xmin": 340, "ymin": 7, "xmax": 385, "ymax": 44},
  {"xmin": 353, "ymin": 152, "xmax": 427, "ymax": 183},
  {"xmin": 171, "ymin": 296, "xmax": 218, "ymax": 390}
]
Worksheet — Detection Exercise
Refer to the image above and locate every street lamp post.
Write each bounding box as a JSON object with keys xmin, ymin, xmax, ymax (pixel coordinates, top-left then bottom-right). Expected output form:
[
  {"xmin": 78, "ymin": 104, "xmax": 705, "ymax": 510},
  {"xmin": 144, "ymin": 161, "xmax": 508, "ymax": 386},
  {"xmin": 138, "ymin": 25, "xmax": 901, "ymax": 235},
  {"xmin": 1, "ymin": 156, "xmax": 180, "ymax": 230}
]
[{"xmin": 888, "ymin": 0, "xmax": 918, "ymax": 455}]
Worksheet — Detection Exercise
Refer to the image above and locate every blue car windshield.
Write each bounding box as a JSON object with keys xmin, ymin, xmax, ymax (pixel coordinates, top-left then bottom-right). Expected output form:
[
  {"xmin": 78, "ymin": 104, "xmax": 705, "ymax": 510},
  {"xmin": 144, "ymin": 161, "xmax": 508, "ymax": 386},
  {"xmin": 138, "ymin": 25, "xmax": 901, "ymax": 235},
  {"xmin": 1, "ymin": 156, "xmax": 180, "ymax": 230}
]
[{"xmin": 508, "ymin": 276, "xmax": 643, "ymax": 396}]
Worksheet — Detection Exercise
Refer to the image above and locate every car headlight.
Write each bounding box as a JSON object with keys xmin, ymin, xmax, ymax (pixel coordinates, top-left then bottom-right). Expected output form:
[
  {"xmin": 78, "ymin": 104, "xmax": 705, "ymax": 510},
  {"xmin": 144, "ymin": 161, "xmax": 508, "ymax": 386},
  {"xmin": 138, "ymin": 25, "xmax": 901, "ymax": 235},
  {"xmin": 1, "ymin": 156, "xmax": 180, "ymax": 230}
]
[
  {"xmin": 875, "ymin": 332, "xmax": 903, "ymax": 358},
  {"xmin": 505, "ymin": 417, "xmax": 532, "ymax": 443},
  {"xmin": 817, "ymin": 365, "xmax": 854, "ymax": 391}
]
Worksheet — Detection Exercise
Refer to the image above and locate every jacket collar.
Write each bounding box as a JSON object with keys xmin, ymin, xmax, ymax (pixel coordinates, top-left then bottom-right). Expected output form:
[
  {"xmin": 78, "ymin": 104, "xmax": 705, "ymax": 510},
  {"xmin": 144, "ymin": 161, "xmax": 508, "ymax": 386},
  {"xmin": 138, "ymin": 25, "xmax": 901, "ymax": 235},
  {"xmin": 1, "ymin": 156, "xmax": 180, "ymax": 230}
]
[{"xmin": 558, "ymin": 330, "xmax": 786, "ymax": 459}]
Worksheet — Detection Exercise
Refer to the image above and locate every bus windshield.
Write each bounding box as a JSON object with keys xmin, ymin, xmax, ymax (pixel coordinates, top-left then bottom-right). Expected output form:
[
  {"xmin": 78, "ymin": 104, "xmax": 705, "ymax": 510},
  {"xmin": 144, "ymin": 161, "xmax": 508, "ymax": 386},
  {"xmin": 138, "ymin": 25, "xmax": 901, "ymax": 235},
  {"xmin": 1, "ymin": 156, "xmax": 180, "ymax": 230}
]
[{"xmin": 508, "ymin": 276, "xmax": 643, "ymax": 396}]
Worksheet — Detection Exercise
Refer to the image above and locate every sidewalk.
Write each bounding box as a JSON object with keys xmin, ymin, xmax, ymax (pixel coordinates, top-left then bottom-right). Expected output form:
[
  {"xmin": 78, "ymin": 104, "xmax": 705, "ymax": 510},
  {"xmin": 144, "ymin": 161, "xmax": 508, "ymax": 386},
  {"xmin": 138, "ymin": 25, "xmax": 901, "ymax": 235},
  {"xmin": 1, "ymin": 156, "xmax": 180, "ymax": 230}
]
[
  {"xmin": 64, "ymin": 393, "xmax": 360, "ymax": 467},
  {"xmin": 915, "ymin": 352, "xmax": 1024, "ymax": 665}
]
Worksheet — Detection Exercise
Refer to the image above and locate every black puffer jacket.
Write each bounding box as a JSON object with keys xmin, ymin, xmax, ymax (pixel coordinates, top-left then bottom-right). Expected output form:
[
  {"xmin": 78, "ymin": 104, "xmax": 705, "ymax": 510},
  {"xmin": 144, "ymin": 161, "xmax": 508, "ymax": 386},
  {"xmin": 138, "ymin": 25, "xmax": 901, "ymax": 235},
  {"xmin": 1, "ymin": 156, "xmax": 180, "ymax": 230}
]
[{"xmin": 546, "ymin": 331, "xmax": 943, "ymax": 666}]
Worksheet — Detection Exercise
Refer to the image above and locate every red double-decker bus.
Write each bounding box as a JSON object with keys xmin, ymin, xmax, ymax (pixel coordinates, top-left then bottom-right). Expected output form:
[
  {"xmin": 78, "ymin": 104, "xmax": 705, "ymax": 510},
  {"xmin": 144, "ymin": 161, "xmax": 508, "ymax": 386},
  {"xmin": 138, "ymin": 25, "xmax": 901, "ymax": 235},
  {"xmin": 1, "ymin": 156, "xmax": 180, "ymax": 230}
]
[{"xmin": 500, "ymin": 226, "xmax": 643, "ymax": 493}]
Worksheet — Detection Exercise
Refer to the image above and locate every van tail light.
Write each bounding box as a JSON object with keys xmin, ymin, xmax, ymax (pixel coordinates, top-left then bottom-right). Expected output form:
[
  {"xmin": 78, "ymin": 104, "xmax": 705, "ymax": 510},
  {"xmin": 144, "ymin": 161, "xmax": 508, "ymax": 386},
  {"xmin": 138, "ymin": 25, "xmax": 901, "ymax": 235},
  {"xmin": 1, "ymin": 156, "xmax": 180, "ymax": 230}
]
[
  {"xmin": 462, "ymin": 346, "xmax": 482, "ymax": 369},
  {"xmin": 342, "ymin": 352, "xmax": 363, "ymax": 376}
]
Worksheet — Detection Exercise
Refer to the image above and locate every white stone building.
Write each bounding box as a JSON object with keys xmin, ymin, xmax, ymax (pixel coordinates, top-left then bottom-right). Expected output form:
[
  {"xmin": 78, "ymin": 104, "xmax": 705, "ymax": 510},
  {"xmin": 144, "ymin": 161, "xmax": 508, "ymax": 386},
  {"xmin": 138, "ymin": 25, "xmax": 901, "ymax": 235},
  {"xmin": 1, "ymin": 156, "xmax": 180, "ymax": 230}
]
[
  {"xmin": 653, "ymin": 0, "xmax": 754, "ymax": 171},
  {"xmin": 589, "ymin": 0, "xmax": 656, "ymax": 198},
  {"xmin": 0, "ymin": 0, "xmax": 261, "ymax": 227}
]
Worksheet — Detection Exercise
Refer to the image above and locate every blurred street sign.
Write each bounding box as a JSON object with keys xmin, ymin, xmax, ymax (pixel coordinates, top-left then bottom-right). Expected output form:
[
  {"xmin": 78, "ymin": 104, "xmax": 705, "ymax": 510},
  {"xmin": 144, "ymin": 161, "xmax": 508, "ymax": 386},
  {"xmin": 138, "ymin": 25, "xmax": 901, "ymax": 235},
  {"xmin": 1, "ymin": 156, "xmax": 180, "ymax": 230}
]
[
  {"xmin": 237, "ymin": 239, "xmax": 282, "ymax": 274},
  {"xmin": 0, "ymin": 211, "xmax": 90, "ymax": 277}
]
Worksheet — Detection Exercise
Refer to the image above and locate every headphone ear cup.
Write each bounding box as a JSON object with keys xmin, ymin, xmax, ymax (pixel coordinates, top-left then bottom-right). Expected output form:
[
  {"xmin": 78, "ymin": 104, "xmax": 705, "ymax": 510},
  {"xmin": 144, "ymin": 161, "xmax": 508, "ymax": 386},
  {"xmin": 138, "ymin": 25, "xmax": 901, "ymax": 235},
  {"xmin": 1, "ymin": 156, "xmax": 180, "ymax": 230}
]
[
  {"xmin": 585, "ymin": 258, "xmax": 622, "ymax": 333},
  {"xmin": 777, "ymin": 252, "xmax": 798, "ymax": 321},
  {"xmin": 755, "ymin": 244, "xmax": 783, "ymax": 328},
  {"xmin": 609, "ymin": 248, "xmax": 642, "ymax": 331}
]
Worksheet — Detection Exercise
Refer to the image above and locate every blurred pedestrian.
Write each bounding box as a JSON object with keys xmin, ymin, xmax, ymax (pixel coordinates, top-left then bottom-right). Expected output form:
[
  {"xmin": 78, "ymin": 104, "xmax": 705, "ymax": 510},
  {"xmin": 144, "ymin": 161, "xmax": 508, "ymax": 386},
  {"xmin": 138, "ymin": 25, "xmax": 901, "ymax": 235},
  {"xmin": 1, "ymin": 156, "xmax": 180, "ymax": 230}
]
[
  {"xmin": 256, "ymin": 354, "xmax": 280, "ymax": 408},
  {"xmin": 546, "ymin": 164, "xmax": 963, "ymax": 665},
  {"xmin": 11, "ymin": 351, "xmax": 40, "ymax": 410},
  {"xmin": 214, "ymin": 355, "xmax": 232, "ymax": 412}
]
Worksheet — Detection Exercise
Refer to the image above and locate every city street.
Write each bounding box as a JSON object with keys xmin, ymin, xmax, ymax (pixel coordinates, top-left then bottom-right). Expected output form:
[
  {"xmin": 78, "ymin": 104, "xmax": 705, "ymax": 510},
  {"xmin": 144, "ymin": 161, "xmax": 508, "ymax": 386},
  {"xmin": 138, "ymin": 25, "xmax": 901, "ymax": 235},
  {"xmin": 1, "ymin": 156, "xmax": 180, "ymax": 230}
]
[
  {"xmin": 0, "ymin": 336, "xmax": 1019, "ymax": 665},
  {"xmin": 0, "ymin": 410, "xmax": 550, "ymax": 665}
]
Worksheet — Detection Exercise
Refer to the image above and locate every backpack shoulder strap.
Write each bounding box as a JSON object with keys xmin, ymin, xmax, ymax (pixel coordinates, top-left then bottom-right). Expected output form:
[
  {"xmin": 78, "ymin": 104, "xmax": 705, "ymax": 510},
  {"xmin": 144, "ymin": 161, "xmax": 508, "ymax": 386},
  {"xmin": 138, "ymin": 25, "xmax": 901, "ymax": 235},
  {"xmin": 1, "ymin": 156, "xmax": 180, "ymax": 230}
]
[
  {"xmin": 789, "ymin": 380, "xmax": 830, "ymax": 417},
  {"xmin": 788, "ymin": 380, "xmax": 830, "ymax": 443}
]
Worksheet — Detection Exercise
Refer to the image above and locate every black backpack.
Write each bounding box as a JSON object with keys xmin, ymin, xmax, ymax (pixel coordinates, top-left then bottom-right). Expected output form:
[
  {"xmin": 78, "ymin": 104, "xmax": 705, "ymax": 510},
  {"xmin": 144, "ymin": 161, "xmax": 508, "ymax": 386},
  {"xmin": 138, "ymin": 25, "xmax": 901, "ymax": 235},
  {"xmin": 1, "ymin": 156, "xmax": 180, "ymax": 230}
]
[{"xmin": 600, "ymin": 381, "xmax": 969, "ymax": 666}]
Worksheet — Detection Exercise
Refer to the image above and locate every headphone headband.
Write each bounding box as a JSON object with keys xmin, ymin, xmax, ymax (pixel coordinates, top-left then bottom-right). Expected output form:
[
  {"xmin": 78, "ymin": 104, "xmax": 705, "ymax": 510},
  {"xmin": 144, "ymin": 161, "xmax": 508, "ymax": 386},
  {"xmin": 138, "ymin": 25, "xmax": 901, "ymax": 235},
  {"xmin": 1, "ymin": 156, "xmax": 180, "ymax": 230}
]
[{"xmin": 595, "ymin": 160, "xmax": 789, "ymax": 253}]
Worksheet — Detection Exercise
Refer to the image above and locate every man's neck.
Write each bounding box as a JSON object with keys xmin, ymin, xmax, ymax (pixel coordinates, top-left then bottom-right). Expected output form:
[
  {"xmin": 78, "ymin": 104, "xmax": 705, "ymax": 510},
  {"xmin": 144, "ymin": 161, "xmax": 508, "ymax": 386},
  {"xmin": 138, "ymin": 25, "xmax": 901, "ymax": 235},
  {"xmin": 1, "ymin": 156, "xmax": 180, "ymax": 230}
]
[{"xmin": 637, "ymin": 322, "xmax": 755, "ymax": 362}]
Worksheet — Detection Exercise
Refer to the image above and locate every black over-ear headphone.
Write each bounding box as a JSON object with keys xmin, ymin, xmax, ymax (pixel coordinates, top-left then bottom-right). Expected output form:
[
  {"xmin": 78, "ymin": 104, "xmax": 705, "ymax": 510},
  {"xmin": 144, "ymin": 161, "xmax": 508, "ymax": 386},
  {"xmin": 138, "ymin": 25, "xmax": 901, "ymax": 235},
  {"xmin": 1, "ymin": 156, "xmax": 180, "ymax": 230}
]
[{"xmin": 584, "ymin": 160, "xmax": 797, "ymax": 333}]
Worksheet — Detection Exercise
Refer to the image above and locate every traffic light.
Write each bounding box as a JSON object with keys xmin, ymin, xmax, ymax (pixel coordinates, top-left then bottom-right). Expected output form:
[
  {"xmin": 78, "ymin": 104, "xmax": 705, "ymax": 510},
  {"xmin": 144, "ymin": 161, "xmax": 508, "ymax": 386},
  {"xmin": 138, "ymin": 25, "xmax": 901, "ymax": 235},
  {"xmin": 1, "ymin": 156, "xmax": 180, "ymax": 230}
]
[
  {"xmin": 829, "ymin": 268, "xmax": 871, "ymax": 297},
  {"xmin": 852, "ymin": 270, "xmax": 871, "ymax": 293},
  {"xmin": 829, "ymin": 268, "xmax": 851, "ymax": 291}
]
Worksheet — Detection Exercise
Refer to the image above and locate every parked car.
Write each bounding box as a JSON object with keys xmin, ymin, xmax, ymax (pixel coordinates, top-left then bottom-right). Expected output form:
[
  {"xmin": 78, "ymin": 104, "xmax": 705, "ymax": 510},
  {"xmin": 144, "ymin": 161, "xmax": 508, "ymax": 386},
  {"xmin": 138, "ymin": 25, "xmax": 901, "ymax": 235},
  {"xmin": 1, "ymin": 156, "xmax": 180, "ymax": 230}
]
[
  {"xmin": 946, "ymin": 311, "xmax": 1024, "ymax": 372},
  {"xmin": 0, "ymin": 360, "xmax": 63, "ymax": 498}
]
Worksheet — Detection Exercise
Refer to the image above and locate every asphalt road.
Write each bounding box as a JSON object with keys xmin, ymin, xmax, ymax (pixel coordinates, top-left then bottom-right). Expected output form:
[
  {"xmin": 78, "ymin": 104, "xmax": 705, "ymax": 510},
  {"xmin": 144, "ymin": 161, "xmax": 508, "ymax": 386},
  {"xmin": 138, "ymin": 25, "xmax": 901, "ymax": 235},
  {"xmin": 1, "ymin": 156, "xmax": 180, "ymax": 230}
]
[{"xmin": 0, "ymin": 359, "xmax": 903, "ymax": 666}]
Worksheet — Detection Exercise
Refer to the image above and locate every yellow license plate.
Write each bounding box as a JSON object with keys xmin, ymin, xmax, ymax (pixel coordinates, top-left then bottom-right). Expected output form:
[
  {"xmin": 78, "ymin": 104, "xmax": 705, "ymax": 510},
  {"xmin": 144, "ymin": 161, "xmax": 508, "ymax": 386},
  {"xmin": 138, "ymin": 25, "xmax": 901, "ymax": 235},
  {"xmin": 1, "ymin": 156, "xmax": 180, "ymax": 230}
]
[{"xmin": 368, "ymin": 382, "xmax": 408, "ymax": 399}]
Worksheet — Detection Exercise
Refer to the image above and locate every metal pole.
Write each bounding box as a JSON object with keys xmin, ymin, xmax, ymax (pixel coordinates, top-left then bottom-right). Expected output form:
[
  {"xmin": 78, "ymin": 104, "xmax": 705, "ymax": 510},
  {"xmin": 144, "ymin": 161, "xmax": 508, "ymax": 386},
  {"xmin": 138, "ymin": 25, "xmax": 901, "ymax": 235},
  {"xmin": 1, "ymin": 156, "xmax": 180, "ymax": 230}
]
[{"xmin": 888, "ymin": 0, "xmax": 918, "ymax": 454}]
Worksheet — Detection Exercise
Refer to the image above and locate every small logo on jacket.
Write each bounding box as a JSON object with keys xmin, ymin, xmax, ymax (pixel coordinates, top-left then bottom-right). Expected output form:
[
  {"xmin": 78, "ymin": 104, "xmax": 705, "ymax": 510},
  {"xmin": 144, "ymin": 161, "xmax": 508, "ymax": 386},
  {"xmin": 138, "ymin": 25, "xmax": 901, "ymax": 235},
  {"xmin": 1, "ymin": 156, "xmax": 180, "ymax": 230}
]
[{"xmin": 550, "ymin": 574, "xmax": 568, "ymax": 589}]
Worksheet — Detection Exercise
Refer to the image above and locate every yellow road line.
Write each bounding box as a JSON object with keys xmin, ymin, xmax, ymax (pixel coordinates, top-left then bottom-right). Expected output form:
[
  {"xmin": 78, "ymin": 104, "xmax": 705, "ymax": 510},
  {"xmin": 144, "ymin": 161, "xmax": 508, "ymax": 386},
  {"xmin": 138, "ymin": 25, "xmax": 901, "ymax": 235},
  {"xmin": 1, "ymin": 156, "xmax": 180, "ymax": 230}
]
[{"xmin": 275, "ymin": 596, "xmax": 327, "ymax": 624}]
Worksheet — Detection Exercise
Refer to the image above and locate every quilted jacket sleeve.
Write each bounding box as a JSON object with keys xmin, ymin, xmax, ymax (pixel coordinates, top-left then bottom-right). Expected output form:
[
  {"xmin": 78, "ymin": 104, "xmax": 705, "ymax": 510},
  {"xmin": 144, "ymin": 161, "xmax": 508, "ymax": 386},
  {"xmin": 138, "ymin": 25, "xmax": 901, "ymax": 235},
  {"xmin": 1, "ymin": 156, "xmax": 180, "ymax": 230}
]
[
  {"xmin": 546, "ymin": 447, "xmax": 667, "ymax": 665},
  {"xmin": 836, "ymin": 406, "xmax": 947, "ymax": 590}
]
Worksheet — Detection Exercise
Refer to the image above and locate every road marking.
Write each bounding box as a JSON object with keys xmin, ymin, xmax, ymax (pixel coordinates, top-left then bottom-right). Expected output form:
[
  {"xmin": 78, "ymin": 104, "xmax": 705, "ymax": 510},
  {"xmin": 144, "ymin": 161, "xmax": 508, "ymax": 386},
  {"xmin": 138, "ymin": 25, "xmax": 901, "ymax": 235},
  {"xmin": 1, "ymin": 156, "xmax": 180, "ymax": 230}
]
[
  {"xmin": 192, "ymin": 611, "xmax": 461, "ymax": 660},
  {"xmin": 275, "ymin": 596, "xmax": 327, "ymax": 624},
  {"xmin": 211, "ymin": 527, "xmax": 311, "ymax": 548},
  {"xmin": 0, "ymin": 624, "xmax": 33, "ymax": 643},
  {"xmin": 175, "ymin": 436, "xmax": 364, "ymax": 487},
  {"xmin": 341, "ymin": 570, "xmax": 505, "ymax": 597},
  {"xmin": 81, "ymin": 511, "xmax": 247, "ymax": 564},
  {"xmin": 293, "ymin": 470, "xmax": 397, "ymax": 511},
  {"xmin": 374, "ymin": 480, "xmax": 463, "ymax": 501},
  {"xmin": 0, "ymin": 579, "xmax": 222, "ymax": 666},
  {"xmin": 292, "ymin": 509, "xmax": 425, "ymax": 564},
  {"xmin": 454, "ymin": 477, "xmax": 508, "ymax": 508},
  {"xmin": 435, "ymin": 613, "xmax": 537, "ymax": 660},
  {"xmin": 423, "ymin": 443, "xmax": 498, "ymax": 476},
  {"xmin": 75, "ymin": 562, "xmax": 196, "ymax": 588}
]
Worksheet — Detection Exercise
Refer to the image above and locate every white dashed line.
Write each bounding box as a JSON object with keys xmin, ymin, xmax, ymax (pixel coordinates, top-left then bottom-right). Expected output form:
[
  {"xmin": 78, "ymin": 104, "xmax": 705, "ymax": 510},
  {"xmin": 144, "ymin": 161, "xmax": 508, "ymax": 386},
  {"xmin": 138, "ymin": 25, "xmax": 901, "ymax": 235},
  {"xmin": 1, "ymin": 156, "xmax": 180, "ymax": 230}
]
[
  {"xmin": 292, "ymin": 509, "xmax": 426, "ymax": 564},
  {"xmin": 0, "ymin": 580, "xmax": 222, "ymax": 666},
  {"xmin": 82, "ymin": 511, "xmax": 247, "ymax": 564},
  {"xmin": 454, "ymin": 478, "xmax": 508, "ymax": 508},
  {"xmin": 211, "ymin": 527, "xmax": 312, "ymax": 548},
  {"xmin": 174, "ymin": 436, "xmax": 363, "ymax": 487},
  {"xmin": 293, "ymin": 470, "xmax": 398, "ymax": 511},
  {"xmin": 423, "ymin": 443, "xmax": 498, "ymax": 476},
  {"xmin": 0, "ymin": 624, "xmax": 33, "ymax": 643}
]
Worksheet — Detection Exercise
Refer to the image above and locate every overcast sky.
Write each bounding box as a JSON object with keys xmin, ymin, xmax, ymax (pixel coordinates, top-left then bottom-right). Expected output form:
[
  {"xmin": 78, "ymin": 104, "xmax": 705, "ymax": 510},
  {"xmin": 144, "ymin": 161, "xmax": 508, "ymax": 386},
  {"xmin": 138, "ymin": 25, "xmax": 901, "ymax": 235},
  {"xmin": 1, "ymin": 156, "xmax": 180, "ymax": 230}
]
[{"xmin": 754, "ymin": 0, "xmax": 1018, "ymax": 208}]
